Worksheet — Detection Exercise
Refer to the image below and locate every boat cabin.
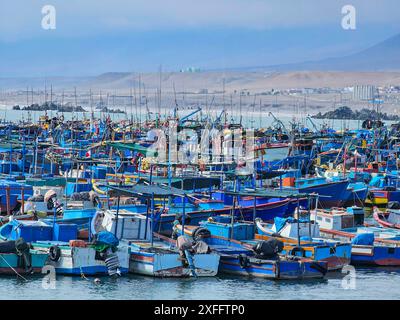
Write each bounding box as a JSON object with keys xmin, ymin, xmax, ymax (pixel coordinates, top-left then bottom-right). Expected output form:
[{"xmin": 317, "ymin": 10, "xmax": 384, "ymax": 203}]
[{"xmin": 310, "ymin": 206, "xmax": 364, "ymax": 231}]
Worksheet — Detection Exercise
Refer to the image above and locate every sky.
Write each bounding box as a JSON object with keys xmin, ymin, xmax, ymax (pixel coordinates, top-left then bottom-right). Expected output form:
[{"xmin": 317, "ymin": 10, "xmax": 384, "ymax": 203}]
[{"xmin": 0, "ymin": 0, "xmax": 400, "ymax": 77}]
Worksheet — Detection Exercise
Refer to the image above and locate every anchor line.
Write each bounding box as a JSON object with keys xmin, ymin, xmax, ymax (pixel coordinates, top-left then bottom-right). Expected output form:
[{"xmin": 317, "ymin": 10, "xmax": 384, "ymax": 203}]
[{"xmin": 0, "ymin": 254, "xmax": 28, "ymax": 281}]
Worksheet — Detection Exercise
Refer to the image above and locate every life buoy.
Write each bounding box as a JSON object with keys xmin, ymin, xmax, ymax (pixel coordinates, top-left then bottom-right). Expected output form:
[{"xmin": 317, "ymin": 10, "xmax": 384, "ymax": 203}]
[{"xmin": 49, "ymin": 245, "xmax": 61, "ymax": 262}]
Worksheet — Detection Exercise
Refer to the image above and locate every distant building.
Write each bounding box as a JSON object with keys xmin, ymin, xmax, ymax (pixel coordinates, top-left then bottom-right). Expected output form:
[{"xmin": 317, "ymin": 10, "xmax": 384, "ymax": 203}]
[
  {"xmin": 180, "ymin": 67, "xmax": 201, "ymax": 73},
  {"xmin": 352, "ymin": 85, "xmax": 376, "ymax": 101}
]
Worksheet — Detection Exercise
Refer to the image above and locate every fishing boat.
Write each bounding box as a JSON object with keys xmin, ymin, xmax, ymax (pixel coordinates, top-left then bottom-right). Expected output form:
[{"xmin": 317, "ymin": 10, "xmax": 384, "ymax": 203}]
[
  {"xmin": 254, "ymin": 216, "xmax": 351, "ymax": 271},
  {"xmin": 279, "ymin": 176, "xmax": 350, "ymax": 208},
  {"xmin": 0, "ymin": 181, "xmax": 33, "ymax": 214},
  {"xmin": 0, "ymin": 219, "xmax": 130, "ymax": 276},
  {"xmin": 103, "ymin": 185, "xmax": 221, "ymax": 277},
  {"xmin": 212, "ymin": 191, "xmax": 292, "ymax": 221},
  {"xmin": 174, "ymin": 221, "xmax": 328, "ymax": 280},
  {"xmin": 366, "ymin": 173, "xmax": 400, "ymax": 206},
  {"xmin": 373, "ymin": 204, "xmax": 400, "ymax": 229},
  {"xmin": 309, "ymin": 206, "xmax": 400, "ymax": 266},
  {"xmin": 0, "ymin": 238, "xmax": 48, "ymax": 275}
]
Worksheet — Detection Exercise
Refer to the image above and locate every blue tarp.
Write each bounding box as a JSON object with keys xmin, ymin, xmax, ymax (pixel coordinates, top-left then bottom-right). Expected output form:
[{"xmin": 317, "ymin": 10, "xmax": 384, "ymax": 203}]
[
  {"xmin": 274, "ymin": 217, "xmax": 309, "ymax": 232},
  {"xmin": 95, "ymin": 231, "xmax": 119, "ymax": 247},
  {"xmin": 351, "ymin": 233, "xmax": 374, "ymax": 245},
  {"xmin": 369, "ymin": 176, "xmax": 383, "ymax": 188},
  {"xmin": 274, "ymin": 217, "xmax": 290, "ymax": 232}
]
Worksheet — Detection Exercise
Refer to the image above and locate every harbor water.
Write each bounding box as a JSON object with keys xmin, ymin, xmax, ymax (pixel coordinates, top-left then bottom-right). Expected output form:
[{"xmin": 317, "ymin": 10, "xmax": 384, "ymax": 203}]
[{"xmin": 1, "ymin": 268, "xmax": 400, "ymax": 300}]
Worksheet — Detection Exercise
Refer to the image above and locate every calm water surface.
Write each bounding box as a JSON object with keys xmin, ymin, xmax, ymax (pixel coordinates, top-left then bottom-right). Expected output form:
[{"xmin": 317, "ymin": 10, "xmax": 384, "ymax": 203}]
[{"xmin": 1, "ymin": 268, "xmax": 399, "ymax": 300}]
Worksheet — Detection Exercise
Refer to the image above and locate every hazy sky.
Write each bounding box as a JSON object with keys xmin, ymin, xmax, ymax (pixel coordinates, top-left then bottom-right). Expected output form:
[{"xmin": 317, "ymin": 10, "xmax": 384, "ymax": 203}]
[{"xmin": 1, "ymin": 0, "xmax": 400, "ymax": 76}]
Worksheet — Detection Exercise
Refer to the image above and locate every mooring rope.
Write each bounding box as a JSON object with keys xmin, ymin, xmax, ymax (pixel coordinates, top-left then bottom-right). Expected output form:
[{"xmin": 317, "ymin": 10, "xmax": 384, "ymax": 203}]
[
  {"xmin": 0, "ymin": 254, "xmax": 28, "ymax": 281},
  {"xmin": 80, "ymin": 266, "xmax": 89, "ymax": 280}
]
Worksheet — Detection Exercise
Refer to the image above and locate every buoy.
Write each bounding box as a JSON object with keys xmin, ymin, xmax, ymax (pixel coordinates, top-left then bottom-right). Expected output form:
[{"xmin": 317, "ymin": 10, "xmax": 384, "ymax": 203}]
[{"xmin": 94, "ymin": 278, "xmax": 101, "ymax": 284}]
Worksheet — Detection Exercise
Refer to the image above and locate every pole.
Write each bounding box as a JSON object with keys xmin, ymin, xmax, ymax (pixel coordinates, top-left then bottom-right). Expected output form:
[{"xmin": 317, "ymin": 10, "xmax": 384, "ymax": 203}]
[
  {"xmin": 115, "ymin": 195, "xmax": 120, "ymax": 239},
  {"xmin": 253, "ymin": 194, "xmax": 257, "ymax": 223},
  {"xmin": 296, "ymin": 198, "xmax": 300, "ymax": 247},
  {"xmin": 230, "ymin": 181, "xmax": 237, "ymax": 239},
  {"xmin": 308, "ymin": 196, "xmax": 311, "ymax": 240},
  {"xmin": 151, "ymin": 192, "xmax": 155, "ymax": 246},
  {"xmin": 181, "ymin": 194, "xmax": 186, "ymax": 236},
  {"xmin": 6, "ymin": 186, "xmax": 10, "ymax": 216},
  {"xmin": 52, "ymin": 205, "xmax": 57, "ymax": 240},
  {"xmin": 22, "ymin": 136, "xmax": 26, "ymax": 177},
  {"xmin": 21, "ymin": 187, "xmax": 25, "ymax": 215}
]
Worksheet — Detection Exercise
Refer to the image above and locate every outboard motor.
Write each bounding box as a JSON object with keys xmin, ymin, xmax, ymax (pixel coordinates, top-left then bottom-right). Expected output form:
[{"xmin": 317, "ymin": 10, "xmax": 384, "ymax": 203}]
[{"xmin": 252, "ymin": 239, "xmax": 284, "ymax": 260}]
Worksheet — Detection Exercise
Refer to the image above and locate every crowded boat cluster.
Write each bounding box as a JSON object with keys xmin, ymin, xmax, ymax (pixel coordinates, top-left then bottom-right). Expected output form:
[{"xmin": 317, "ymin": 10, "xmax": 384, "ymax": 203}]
[{"xmin": 0, "ymin": 110, "xmax": 399, "ymax": 280}]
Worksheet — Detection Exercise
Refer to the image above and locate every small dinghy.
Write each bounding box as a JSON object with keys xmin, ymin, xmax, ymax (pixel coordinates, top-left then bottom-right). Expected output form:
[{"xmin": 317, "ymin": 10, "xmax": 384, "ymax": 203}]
[{"xmin": 373, "ymin": 202, "xmax": 400, "ymax": 229}]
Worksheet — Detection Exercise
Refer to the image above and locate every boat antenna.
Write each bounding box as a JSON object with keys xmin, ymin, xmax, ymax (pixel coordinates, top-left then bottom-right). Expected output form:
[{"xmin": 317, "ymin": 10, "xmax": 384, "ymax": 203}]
[{"xmin": 173, "ymin": 82, "xmax": 178, "ymax": 119}]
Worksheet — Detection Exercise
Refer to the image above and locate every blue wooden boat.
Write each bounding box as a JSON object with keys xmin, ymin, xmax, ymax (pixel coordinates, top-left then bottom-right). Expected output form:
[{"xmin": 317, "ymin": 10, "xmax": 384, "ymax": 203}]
[
  {"xmin": 0, "ymin": 180, "xmax": 33, "ymax": 213},
  {"xmin": 0, "ymin": 219, "xmax": 130, "ymax": 276},
  {"xmin": 310, "ymin": 207, "xmax": 400, "ymax": 266},
  {"xmin": 102, "ymin": 185, "xmax": 221, "ymax": 277},
  {"xmin": 254, "ymin": 217, "xmax": 351, "ymax": 271},
  {"xmin": 129, "ymin": 236, "xmax": 220, "ymax": 277},
  {"xmin": 0, "ymin": 239, "xmax": 48, "ymax": 275},
  {"xmin": 366, "ymin": 173, "xmax": 400, "ymax": 206},
  {"xmin": 212, "ymin": 191, "xmax": 291, "ymax": 221},
  {"xmin": 115, "ymin": 188, "xmax": 292, "ymax": 233},
  {"xmin": 343, "ymin": 182, "xmax": 369, "ymax": 207},
  {"xmin": 175, "ymin": 223, "xmax": 328, "ymax": 280},
  {"xmin": 280, "ymin": 177, "xmax": 350, "ymax": 208}
]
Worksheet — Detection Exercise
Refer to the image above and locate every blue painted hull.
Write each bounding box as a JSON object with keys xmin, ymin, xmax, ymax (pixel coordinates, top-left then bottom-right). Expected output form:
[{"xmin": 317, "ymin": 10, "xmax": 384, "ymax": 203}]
[
  {"xmin": 342, "ymin": 183, "xmax": 368, "ymax": 207},
  {"xmin": 56, "ymin": 267, "xmax": 129, "ymax": 275},
  {"xmin": 205, "ymin": 236, "xmax": 327, "ymax": 279},
  {"xmin": 351, "ymin": 245, "xmax": 400, "ymax": 266},
  {"xmin": 153, "ymin": 199, "xmax": 290, "ymax": 232},
  {"xmin": 294, "ymin": 180, "xmax": 350, "ymax": 208}
]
